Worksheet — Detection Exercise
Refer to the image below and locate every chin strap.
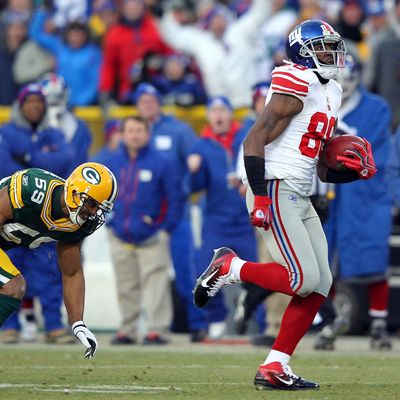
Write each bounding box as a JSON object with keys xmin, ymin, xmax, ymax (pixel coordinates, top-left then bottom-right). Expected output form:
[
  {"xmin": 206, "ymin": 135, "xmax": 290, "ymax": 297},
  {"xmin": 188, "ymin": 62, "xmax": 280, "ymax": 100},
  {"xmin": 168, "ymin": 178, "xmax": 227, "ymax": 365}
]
[{"xmin": 68, "ymin": 208, "xmax": 85, "ymax": 226}]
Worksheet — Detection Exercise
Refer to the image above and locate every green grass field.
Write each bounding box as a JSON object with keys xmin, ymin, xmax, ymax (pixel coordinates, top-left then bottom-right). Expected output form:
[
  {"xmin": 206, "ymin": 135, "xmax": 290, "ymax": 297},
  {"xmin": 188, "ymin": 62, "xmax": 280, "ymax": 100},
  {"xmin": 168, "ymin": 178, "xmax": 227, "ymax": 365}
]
[{"xmin": 0, "ymin": 337, "xmax": 399, "ymax": 400}]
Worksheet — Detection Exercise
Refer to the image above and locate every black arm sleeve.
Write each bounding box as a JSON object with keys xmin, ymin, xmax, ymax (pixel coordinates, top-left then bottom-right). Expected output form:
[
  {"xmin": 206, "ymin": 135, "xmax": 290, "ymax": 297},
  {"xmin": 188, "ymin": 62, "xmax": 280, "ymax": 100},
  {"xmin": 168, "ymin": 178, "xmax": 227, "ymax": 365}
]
[
  {"xmin": 244, "ymin": 155, "xmax": 268, "ymax": 196},
  {"xmin": 326, "ymin": 168, "xmax": 359, "ymax": 183}
]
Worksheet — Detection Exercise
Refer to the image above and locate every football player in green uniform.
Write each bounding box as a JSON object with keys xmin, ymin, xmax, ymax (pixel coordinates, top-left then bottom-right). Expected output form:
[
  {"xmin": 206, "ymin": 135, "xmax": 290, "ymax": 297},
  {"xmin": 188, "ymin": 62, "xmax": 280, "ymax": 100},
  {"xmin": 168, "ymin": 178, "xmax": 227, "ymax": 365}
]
[{"xmin": 0, "ymin": 162, "xmax": 118, "ymax": 358}]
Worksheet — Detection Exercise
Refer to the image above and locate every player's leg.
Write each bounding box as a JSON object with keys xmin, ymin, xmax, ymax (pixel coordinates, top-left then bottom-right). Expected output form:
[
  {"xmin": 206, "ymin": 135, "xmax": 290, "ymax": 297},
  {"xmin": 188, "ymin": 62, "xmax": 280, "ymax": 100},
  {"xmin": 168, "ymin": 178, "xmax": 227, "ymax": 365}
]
[
  {"xmin": 0, "ymin": 248, "xmax": 26, "ymax": 343},
  {"xmin": 108, "ymin": 230, "xmax": 141, "ymax": 344},
  {"xmin": 0, "ymin": 249, "xmax": 25, "ymax": 326},
  {"xmin": 368, "ymin": 279, "xmax": 391, "ymax": 349},
  {"xmin": 252, "ymin": 181, "xmax": 327, "ymax": 390},
  {"xmin": 170, "ymin": 217, "xmax": 207, "ymax": 341},
  {"xmin": 138, "ymin": 230, "xmax": 172, "ymax": 344},
  {"xmin": 193, "ymin": 182, "xmax": 322, "ymax": 306}
]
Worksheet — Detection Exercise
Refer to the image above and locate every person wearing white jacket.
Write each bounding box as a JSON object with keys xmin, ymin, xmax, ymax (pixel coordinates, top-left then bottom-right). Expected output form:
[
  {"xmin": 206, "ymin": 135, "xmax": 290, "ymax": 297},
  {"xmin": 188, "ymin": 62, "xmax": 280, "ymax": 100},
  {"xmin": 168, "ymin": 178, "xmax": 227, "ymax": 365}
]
[{"xmin": 159, "ymin": 0, "xmax": 271, "ymax": 108}]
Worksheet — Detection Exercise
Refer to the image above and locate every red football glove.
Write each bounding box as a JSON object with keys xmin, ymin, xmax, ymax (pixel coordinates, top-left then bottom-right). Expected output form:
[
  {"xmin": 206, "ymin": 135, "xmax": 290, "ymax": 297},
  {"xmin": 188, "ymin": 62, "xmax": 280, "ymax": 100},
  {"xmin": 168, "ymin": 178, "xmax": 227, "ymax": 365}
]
[
  {"xmin": 336, "ymin": 138, "xmax": 377, "ymax": 179},
  {"xmin": 250, "ymin": 195, "xmax": 273, "ymax": 231}
]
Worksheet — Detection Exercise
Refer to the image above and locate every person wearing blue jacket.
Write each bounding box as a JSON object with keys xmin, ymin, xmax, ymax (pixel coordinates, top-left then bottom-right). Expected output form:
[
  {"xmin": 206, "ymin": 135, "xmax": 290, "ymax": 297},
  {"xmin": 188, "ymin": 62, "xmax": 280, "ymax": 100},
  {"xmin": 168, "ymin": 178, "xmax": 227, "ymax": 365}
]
[
  {"xmin": 92, "ymin": 119, "xmax": 122, "ymax": 165},
  {"xmin": 133, "ymin": 83, "xmax": 208, "ymax": 342},
  {"xmin": 38, "ymin": 73, "xmax": 92, "ymax": 175},
  {"xmin": 102, "ymin": 115, "xmax": 184, "ymax": 345},
  {"xmin": 0, "ymin": 83, "xmax": 75, "ymax": 344},
  {"xmin": 29, "ymin": 9, "xmax": 101, "ymax": 106},
  {"xmin": 187, "ymin": 96, "xmax": 258, "ymax": 338},
  {"xmin": 323, "ymin": 55, "xmax": 393, "ymax": 349},
  {"xmin": 0, "ymin": 83, "xmax": 73, "ymax": 179},
  {"xmin": 151, "ymin": 53, "xmax": 207, "ymax": 107}
]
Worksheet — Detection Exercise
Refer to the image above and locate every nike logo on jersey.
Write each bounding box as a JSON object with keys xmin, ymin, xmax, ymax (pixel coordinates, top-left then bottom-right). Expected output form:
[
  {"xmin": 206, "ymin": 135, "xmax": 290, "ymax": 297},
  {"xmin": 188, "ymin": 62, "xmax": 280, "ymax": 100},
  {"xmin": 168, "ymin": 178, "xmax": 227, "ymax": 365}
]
[
  {"xmin": 201, "ymin": 269, "xmax": 219, "ymax": 288},
  {"xmin": 275, "ymin": 375, "xmax": 294, "ymax": 386}
]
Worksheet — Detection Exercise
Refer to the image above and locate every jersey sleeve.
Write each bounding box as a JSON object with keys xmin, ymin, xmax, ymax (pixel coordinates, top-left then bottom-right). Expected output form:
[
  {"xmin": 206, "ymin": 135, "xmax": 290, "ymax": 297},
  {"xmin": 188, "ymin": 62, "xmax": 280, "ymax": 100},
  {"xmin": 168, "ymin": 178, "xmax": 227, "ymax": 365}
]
[
  {"xmin": 270, "ymin": 65, "xmax": 310, "ymax": 102},
  {"xmin": 8, "ymin": 170, "xmax": 27, "ymax": 211}
]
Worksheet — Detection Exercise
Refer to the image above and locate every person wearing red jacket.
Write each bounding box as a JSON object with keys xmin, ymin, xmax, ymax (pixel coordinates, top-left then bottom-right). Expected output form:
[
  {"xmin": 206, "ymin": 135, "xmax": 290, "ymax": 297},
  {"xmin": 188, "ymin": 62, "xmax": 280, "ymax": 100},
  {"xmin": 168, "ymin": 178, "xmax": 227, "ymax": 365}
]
[{"xmin": 99, "ymin": 0, "xmax": 171, "ymax": 103}]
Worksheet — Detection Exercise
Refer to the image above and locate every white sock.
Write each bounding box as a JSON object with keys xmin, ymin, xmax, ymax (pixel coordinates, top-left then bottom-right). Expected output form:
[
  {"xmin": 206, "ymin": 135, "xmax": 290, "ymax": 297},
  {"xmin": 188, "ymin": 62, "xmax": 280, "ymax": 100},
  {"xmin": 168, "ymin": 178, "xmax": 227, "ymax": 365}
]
[
  {"xmin": 263, "ymin": 350, "xmax": 291, "ymax": 366},
  {"xmin": 231, "ymin": 257, "xmax": 245, "ymax": 281}
]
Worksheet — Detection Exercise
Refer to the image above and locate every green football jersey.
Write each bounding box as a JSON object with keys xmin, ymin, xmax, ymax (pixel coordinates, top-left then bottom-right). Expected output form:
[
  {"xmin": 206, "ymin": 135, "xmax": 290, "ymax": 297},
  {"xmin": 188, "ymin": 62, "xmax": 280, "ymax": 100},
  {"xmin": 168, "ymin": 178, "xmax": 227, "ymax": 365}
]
[{"xmin": 0, "ymin": 168, "xmax": 95, "ymax": 250}]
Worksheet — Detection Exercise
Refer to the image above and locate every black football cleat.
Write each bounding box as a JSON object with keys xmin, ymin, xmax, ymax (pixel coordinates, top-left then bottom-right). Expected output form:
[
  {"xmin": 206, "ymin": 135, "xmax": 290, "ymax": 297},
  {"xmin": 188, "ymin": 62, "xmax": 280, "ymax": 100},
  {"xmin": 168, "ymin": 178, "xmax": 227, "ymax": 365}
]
[
  {"xmin": 314, "ymin": 316, "xmax": 349, "ymax": 351},
  {"xmin": 254, "ymin": 362, "xmax": 319, "ymax": 391},
  {"xmin": 193, "ymin": 247, "xmax": 239, "ymax": 308},
  {"xmin": 233, "ymin": 291, "xmax": 249, "ymax": 335},
  {"xmin": 370, "ymin": 318, "xmax": 392, "ymax": 350}
]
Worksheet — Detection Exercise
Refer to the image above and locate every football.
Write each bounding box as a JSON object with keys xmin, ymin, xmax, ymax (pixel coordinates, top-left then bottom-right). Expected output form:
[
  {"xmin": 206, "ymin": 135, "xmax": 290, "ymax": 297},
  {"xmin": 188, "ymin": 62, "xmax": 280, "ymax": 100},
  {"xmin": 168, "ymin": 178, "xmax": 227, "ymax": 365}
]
[{"xmin": 321, "ymin": 135, "xmax": 365, "ymax": 171}]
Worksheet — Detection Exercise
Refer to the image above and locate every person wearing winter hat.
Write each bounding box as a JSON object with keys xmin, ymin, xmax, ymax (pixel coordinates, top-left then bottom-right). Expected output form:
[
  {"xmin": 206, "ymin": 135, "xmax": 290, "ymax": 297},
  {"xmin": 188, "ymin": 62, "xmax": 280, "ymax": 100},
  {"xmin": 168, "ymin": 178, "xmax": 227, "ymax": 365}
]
[
  {"xmin": 0, "ymin": 82, "xmax": 75, "ymax": 346},
  {"xmin": 131, "ymin": 83, "xmax": 208, "ymax": 342}
]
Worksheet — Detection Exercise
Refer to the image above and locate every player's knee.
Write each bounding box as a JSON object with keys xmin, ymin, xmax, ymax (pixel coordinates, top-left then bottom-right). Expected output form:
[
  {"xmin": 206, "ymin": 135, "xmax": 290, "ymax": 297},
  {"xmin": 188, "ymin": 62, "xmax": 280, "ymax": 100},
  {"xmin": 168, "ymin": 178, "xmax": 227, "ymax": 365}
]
[
  {"xmin": 0, "ymin": 274, "xmax": 26, "ymax": 300},
  {"xmin": 315, "ymin": 272, "xmax": 333, "ymax": 298},
  {"xmin": 296, "ymin": 272, "xmax": 320, "ymax": 297}
]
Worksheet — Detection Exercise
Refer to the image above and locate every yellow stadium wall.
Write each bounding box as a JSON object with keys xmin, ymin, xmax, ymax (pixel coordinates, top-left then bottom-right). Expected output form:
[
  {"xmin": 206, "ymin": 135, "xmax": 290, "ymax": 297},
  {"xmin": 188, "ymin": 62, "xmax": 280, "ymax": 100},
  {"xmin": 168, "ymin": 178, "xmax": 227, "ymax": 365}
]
[{"xmin": 0, "ymin": 106, "xmax": 251, "ymax": 155}]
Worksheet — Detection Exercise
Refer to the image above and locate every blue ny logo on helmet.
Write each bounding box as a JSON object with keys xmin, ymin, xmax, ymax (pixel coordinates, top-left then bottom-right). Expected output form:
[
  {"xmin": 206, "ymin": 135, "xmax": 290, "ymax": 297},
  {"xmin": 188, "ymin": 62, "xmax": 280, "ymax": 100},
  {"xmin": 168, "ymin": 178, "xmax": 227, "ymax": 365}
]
[{"xmin": 285, "ymin": 20, "xmax": 347, "ymax": 80}]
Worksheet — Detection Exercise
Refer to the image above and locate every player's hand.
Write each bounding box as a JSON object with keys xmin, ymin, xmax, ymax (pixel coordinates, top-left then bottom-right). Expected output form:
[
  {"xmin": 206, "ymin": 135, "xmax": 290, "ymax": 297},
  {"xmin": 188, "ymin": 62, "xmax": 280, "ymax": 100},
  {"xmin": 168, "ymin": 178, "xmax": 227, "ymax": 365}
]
[
  {"xmin": 72, "ymin": 321, "xmax": 98, "ymax": 359},
  {"xmin": 250, "ymin": 195, "xmax": 273, "ymax": 231},
  {"xmin": 336, "ymin": 138, "xmax": 377, "ymax": 179}
]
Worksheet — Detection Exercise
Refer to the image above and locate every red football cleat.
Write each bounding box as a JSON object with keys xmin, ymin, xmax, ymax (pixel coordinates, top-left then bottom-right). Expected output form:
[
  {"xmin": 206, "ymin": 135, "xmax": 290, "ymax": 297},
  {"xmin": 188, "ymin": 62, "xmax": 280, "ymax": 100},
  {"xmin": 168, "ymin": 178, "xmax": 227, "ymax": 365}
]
[
  {"xmin": 254, "ymin": 362, "xmax": 319, "ymax": 391},
  {"xmin": 193, "ymin": 247, "xmax": 239, "ymax": 308}
]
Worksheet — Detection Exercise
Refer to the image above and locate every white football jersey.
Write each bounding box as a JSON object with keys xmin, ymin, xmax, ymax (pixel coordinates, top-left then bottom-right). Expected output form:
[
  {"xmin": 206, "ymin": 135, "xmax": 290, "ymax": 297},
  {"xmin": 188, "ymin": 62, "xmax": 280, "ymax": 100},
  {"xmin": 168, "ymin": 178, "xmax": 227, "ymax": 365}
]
[{"xmin": 264, "ymin": 63, "xmax": 342, "ymax": 196}]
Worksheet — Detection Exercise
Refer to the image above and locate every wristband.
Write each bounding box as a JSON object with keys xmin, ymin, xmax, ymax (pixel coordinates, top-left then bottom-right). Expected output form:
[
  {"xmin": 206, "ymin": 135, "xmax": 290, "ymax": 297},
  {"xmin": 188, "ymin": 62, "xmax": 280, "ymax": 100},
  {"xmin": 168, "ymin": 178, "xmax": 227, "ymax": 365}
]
[
  {"xmin": 244, "ymin": 156, "xmax": 268, "ymax": 196},
  {"xmin": 72, "ymin": 321, "xmax": 86, "ymax": 330}
]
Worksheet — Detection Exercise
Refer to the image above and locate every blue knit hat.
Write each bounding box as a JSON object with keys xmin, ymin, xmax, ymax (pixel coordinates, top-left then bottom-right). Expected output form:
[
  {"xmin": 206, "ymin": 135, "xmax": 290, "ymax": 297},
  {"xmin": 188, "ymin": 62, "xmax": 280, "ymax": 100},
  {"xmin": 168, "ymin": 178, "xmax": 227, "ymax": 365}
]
[
  {"xmin": 17, "ymin": 83, "xmax": 46, "ymax": 106},
  {"xmin": 131, "ymin": 83, "xmax": 162, "ymax": 104},
  {"xmin": 206, "ymin": 95, "xmax": 233, "ymax": 111}
]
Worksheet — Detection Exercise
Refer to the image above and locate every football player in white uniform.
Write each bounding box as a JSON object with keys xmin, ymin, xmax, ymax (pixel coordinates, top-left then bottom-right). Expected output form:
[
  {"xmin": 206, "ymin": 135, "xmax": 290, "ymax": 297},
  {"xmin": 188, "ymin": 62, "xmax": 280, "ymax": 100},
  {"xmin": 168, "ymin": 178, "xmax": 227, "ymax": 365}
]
[{"xmin": 193, "ymin": 20, "xmax": 377, "ymax": 390}]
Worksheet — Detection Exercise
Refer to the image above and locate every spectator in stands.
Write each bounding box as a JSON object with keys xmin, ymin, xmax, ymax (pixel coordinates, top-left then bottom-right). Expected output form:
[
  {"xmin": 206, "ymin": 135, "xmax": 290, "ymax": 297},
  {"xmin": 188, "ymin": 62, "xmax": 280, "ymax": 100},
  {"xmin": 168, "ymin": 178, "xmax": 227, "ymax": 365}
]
[
  {"xmin": 296, "ymin": 0, "xmax": 327, "ymax": 21},
  {"xmin": 38, "ymin": 73, "xmax": 92, "ymax": 174},
  {"xmin": 321, "ymin": 54, "xmax": 393, "ymax": 350},
  {"xmin": 362, "ymin": 0, "xmax": 388, "ymax": 86},
  {"xmin": 0, "ymin": 0, "xmax": 32, "ymax": 37},
  {"xmin": 366, "ymin": 0, "xmax": 400, "ymax": 129},
  {"xmin": 0, "ymin": 83, "xmax": 73, "ymax": 177},
  {"xmin": 0, "ymin": 83, "xmax": 75, "ymax": 345},
  {"xmin": 99, "ymin": 0, "xmax": 171, "ymax": 105},
  {"xmin": 335, "ymin": 0, "xmax": 369, "ymax": 61},
  {"xmin": 237, "ymin": 81, "xmax": 270, "ymax": 145},
  {"xmin": 89, "ymin": 0, "xmax": 119, "ymax": 45},
  {"xmin": 13, "ymin": 35, "xmax": 54, "ymax": 86},
  {"xmin": 187, "ymin": 95, "xmax": 258, "ymax": 339},
  {"xmin": 29, "ymin": 8, "xmax": 101, "ymax": 106},
  {"xmin": 160, "ymin": 0, "xmax": 271, "ymax": 107},
  {"xmin": 0, "ymin": 11, "xmax": 28, "ymax": 105},
  {"xmin": 93, "ymin": 119, "xmax": 122, "ymax": 164},
  {"xmin": 152, "ymin": 52, "xmax": 207, "ymax": 106},
  {"xmin": 133, "ymin": 83, "xmax": 208, "ymax": 342},
  {"xmin": 51, "ymin": 0, "xmax": 88, "ymax": 29},
  {"xmin": 255, "ymin": 0, "xmax": 297, "ymax": 81},
  {"xmin": 102, "ymin": 116, "xmax": 184, "ymax": 345}
]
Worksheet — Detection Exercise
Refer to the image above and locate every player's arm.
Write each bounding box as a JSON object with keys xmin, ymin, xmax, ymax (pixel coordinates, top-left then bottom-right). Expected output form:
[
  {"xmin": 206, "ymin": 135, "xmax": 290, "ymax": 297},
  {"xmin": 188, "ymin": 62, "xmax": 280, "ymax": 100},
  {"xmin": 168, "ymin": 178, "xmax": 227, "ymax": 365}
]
[
  {"xmin": 0, "ymin": 186, "xmax": 14, "ymax": 225},
  {"xmin": 317, "ymin": 158, "xmax": 359, "ymax": 183},
  {"xmin": 56, "ymin": 241, "xmax": 98, "ymax": 358},
  {"xmin": 244, "ymin": 93, "xmax": 303, "ymax": 158},
  {"xmin": 243, "ymin": 94, "xmax": 303, "ymax": 230}
]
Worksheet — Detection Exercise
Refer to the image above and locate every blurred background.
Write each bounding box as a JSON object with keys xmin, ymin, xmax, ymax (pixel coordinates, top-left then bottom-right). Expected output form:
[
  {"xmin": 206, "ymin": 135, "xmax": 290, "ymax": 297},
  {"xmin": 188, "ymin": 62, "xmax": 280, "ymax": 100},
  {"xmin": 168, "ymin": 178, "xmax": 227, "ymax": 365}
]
[{"xmin": 0, "ymin": 0, "xmax": 400, "ymax": 351}]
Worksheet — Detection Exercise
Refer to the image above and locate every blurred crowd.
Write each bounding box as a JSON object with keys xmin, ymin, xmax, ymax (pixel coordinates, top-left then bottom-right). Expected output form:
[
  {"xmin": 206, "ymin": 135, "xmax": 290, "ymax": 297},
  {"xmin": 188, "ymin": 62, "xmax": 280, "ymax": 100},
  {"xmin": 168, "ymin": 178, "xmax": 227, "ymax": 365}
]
[
  {"xmin": 0, "ymin": 0, "xmax": 398, "ymax": 120},
  {"xmin": 1, "ymin": 0, "xmax": 400, "ymax": 348}
]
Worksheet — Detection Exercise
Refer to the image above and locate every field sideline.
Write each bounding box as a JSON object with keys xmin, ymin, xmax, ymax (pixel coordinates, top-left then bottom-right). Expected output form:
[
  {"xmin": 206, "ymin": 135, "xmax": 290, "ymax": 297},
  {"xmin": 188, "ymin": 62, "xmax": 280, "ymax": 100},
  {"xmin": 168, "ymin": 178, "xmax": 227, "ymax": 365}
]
[{"xmin": 0, "ymin": 334, "xmax": 399, "ymax": 400}]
